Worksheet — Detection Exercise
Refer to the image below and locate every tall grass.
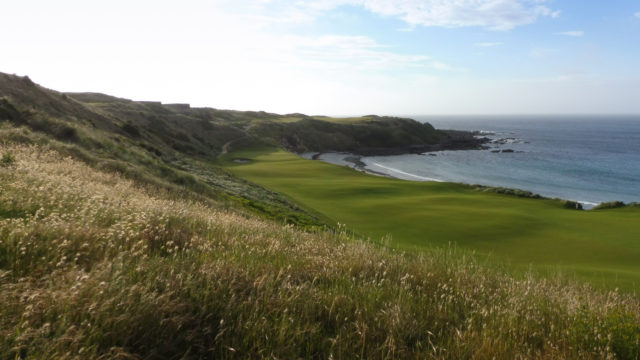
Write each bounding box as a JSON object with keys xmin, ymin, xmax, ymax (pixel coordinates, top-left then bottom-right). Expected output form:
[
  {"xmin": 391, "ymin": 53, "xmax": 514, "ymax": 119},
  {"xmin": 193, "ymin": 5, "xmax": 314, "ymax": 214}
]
[{"xmin": 1, "ymin": 143, "xmax": 640, "ymax": 359}]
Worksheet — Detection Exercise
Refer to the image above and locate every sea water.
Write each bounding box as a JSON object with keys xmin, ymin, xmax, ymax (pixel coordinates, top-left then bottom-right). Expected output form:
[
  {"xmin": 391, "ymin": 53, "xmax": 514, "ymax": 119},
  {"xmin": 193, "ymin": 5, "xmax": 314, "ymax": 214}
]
[{"xmin": 312, "ymin": 116, "xmax": 640, "ymax": 208}]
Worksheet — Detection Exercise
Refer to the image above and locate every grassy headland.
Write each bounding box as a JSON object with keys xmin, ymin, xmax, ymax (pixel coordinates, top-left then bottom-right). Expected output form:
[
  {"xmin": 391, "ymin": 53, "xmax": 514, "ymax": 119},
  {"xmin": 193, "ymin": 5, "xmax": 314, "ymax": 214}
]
[{"xmin": 247, "ymin": 114, "xmax": 485, "ymax": 155}]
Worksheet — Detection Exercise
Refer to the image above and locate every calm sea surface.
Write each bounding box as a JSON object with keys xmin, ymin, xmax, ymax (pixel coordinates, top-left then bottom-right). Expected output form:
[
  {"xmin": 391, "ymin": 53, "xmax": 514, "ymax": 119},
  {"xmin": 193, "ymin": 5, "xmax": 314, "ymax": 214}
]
[{"xmin": 315, "ymin": 116, "xmax": 640, "ymax": 207}]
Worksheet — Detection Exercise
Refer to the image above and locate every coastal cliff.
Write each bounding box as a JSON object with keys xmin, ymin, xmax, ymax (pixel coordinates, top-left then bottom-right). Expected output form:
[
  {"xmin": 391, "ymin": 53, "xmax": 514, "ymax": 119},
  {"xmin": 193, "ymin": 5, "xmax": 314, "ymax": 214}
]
[{"xmin": 248, "ymin": 115, "xmax": 488, "ymax": 156}]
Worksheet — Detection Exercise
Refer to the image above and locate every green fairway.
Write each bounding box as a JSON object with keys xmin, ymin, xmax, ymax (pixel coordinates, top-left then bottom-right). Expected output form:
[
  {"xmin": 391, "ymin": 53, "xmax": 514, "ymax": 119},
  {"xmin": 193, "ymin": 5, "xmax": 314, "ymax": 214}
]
[{"xmin": 225, "ymin": 148, "xmax": 640, "ymax": 290}]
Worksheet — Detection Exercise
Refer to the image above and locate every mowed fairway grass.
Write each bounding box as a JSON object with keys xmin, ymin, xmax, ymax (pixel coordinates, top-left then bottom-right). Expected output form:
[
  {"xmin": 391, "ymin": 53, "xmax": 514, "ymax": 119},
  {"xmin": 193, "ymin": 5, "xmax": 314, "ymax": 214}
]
[{"xmin": 225, "ymin": 149, "xmax": 640, "ymax": 290}]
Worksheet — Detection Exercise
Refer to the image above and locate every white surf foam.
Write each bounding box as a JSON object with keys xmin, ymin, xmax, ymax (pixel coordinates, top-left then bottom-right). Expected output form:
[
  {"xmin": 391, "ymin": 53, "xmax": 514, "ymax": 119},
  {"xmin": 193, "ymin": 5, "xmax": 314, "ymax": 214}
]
[
  {"xmin": 577, "ymin": 200, "xmax": 599, "ymax": 210},
  {"xmin": 369, "ymin": 162, "xmax": 442, "ymax": 182},
  {"xmin": 578, "ymin": 201, "xmax": 599, "ymax": 206}
]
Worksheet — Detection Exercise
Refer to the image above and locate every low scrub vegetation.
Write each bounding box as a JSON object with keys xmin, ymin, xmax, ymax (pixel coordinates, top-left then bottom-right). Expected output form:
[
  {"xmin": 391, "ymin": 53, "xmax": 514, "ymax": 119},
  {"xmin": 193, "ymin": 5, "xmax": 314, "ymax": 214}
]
[
  {"xmin": 472, "ymin": 185, "xmax": 544, "ymax": 199},
  {"xmin": 594, "ymin": 201, "xmax": 628, "ymax": 210},
  {"xmin": 2, "ymin": 144, "xmax": 640, "ymax": 359}
]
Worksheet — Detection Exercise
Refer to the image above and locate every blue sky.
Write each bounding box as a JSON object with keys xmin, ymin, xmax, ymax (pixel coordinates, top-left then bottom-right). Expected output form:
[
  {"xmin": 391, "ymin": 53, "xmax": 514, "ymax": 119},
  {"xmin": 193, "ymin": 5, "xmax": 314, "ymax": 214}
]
[{"xmin": 2, "ymin": 0, "xmax": 639, "ymax": 115}]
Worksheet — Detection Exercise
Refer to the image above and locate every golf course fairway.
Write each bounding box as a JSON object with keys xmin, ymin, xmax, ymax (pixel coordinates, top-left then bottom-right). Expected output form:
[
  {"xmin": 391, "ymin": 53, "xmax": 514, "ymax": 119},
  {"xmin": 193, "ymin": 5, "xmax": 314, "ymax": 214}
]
[{"xmin": 226, "ymin": 149, "xmax": 640, "ymax": 290}]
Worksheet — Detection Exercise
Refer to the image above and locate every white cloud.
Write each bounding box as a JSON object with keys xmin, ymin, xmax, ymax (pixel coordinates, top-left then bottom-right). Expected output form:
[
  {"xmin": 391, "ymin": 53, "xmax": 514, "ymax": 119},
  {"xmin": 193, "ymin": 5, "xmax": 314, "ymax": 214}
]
[
  {"xmin": 558, "ymin": 31, "xmax": 584, "ymax": 37},
  {"xmin": 635, "ymin": 12, "xmax": 640, "ymax": 19},
  {"xmin": 284, "ymin": 35, "xmax": 464, "ymax": 72},
  {"xmin": 278, "ymin": 34, "xmax": 433, "ymax": 71},
  {"xmin": 529, "ymin": 47, "xmax": 557, "ymax": 58},
  {"xmin": 429, "ymin": 61, "xmax": 468, "ymax": 72},
  {"xmin": 294, "ymin": 0, "xmax": 559, "ymax": 30},
  {"xmin": 474, "ymin": 42, "xmax": 504, "ymax": 47},
  {"xmin": 1, "ymin": 1, "xmax": 474, "ymax": 116}
]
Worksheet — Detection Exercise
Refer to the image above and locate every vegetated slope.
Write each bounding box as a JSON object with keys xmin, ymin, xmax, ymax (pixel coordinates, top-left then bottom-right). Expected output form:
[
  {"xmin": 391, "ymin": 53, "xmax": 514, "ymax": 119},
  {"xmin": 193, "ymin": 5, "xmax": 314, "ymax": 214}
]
[
  {"xmin": 2, "ymin": 144, "xmax": 640, "ymax": 359},
  {"xmin": 0, "ymin": 73, "xmax": 322, "ymax": 227},
  {"xmin": 226, "ymin": 149, "xmax": 640, "ymax": 291},
  {"xmin": 1, "ymin": 72, "xmax": 482, "ymax": 159},
  {"xmin": 248, "ymin": 115, "xmax": 485, "ymax": 155}
]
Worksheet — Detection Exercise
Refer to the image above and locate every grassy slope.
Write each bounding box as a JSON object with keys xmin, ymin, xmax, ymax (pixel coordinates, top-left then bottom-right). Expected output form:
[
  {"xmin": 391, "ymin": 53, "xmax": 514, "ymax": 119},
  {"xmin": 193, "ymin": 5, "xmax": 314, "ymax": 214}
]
[
  {"xmin": 0, "ymin": 73, "xmax": 325, "ymax": 228},
  {"xmin": 2, "ymin": 144, "xmax": 640, "ymax": 359},
  {"xmin": 226, "ymin": 149, "xmax": 640, "ymax": 290},
  {"xmin": 0, "ymin": 73, "xmax": 449, "ymax": 228}
]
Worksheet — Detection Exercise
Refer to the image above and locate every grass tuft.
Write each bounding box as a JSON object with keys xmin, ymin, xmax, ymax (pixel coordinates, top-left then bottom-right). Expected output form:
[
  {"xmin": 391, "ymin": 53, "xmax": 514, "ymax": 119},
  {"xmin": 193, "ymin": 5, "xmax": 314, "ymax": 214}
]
[{"xmin": 0, "ymin": 151, "xmax": 15, "ymax": 166}]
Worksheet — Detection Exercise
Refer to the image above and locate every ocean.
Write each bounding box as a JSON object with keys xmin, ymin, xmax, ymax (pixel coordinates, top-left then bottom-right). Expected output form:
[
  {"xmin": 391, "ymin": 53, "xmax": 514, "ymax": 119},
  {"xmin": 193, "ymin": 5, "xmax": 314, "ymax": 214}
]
[{"xmin": 310, "ymin": 116, "xmax": 640, "ymax": 208}]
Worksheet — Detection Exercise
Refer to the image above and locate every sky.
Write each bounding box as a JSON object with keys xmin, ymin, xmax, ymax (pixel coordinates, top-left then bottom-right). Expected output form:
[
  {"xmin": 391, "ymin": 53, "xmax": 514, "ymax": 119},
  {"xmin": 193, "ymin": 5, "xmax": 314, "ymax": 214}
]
[{"xmin": 2, "ymin": 0, "xmax": 640, "ymax": 115}]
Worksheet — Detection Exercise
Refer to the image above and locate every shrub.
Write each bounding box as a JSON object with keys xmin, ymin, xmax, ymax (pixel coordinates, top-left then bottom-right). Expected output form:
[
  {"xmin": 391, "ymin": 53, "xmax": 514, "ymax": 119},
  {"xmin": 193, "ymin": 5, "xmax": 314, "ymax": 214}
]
[
  {"xmin": 473, "ymin": 185, "xmax": 544, "ymax": 199},
  {"xmin": 0, "ymin": 98, "xmax": 21, "ymax": 122},
  {"xmin": 53, "ymin": 123, "xmax": 78, "ymax": 141},
  {"xmin": 121, "ymin": 122, "xmax": 141, "ymax": 137},
  {"xmin": 563, "ymin": 200, "xmax": 584, "ymax": 210}
]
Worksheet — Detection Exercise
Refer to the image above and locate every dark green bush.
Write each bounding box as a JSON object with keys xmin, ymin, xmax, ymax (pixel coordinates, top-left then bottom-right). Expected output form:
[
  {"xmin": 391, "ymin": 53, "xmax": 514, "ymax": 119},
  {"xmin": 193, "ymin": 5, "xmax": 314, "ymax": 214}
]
[
  {"xmin": 473, "ymin": 185, "xmax": 544, "ymax": 199},
  {"xmin": 52, "ymin": 123, "xmax": 78, "ymax": 141},
  {"xmin": 563, "ymin": 200, "xmax": 583, "ymax": 210},
  {"xmin": 1, "ymin": 151, "xmax": 15, "ymax": 166},
  {"xmin": 121, "ymin": 122, "xmax": 141, "ymax": 137},
  {"xmin": 0, "ymin": 98, "xmax": 21, "ymax": 122}
]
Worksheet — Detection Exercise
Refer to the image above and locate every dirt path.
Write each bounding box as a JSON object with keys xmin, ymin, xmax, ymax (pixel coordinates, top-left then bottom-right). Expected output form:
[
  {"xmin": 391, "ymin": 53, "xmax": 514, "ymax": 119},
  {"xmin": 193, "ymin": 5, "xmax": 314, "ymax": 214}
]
[
  {"xmin": 218, "ymin": 135, "xmax": 248, "ymax": 158},
  {"xmin": 220, "ymin": 140, "xmax": 233, "ymax": 155},
  {"xmin": 219, "ymin": 125, "xmax": 252, "ymax": 158}
]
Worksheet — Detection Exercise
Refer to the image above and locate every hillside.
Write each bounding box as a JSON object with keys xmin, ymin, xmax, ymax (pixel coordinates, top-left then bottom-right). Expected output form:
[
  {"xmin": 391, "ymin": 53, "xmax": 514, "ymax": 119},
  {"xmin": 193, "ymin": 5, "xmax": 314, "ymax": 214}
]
[
  {"xmin": 2, "ymin": 143, "xmax": 640, "ymax": 359},
  {"xmin": 0, "ymin": 73, "xmax": 325, "ymax": 227},
  {"xmin": 0, "ymin": 73, "xmax": 484, "ymax": 157},
  {"xmin": 2, "ymin": 73, "xmax": 640, "ymax": 359},
  {"xmin": 248, "ymin": 115, "xmax": 485, "ymax": 155}
]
